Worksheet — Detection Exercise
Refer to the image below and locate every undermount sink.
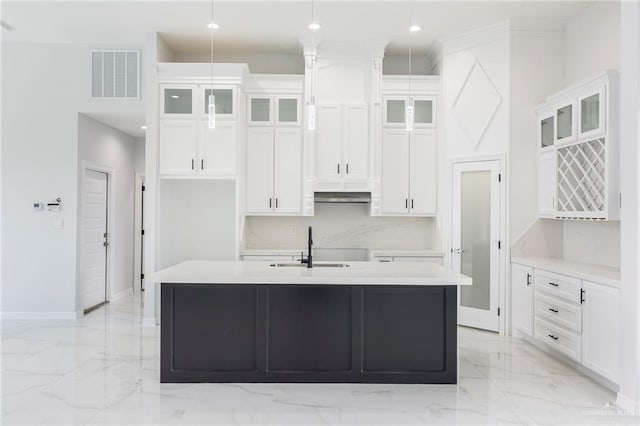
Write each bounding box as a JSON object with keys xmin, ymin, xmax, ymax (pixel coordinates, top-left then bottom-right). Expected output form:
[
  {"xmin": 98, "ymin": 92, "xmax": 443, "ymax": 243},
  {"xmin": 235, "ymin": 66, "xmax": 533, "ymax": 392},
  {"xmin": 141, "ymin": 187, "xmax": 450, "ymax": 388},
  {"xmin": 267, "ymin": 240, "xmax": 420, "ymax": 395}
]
[{"xmin": 269, "ymin": 263, "xmax": 350, "ymax": 268}]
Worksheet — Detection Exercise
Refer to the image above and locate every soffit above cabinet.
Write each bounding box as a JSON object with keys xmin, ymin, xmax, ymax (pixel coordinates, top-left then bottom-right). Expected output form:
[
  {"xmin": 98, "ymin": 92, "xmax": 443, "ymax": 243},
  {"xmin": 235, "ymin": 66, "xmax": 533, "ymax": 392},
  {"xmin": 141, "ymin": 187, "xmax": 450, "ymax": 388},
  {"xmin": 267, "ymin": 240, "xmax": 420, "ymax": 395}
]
[{"xmin": 157, "ymin": 62, "xmax": 250, "ymax": 85}]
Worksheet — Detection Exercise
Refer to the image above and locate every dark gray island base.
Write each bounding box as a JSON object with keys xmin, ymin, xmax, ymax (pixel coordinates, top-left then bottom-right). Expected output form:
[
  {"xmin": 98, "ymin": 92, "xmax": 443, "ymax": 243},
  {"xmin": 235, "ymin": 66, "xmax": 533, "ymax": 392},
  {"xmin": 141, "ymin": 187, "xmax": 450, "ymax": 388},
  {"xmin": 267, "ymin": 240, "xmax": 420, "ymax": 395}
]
[{"xmin": 161, "ymin": 283, "xmax": 457, "ymax": 384}]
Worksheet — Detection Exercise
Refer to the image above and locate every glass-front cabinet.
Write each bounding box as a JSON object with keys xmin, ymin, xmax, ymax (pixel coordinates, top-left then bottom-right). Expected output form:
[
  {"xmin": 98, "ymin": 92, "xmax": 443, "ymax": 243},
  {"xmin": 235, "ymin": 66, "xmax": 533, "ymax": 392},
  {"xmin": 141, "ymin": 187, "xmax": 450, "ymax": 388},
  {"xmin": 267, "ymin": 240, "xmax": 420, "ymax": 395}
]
[
  {"xmin": 383, "ymin": 96, "xmax": 435, "ymax": 127},
  {"xmin": 555, "ymin": 101, "xmax": 576, "ymax": 144},
  {"xmin": 202, "ymin": 87, "xmax": 235, "ymax": 118},
  {"xmin": 579, "ymin": 87, "xmax": 605, "ymax": 138},
  {"xmin": 161, "ymin": 85, "xmax": 195, "ymax": 117},
  {"xmin": 539, "ymin": 112, "xmax": 555, "ymax": 150},
  {"xmin": 248, "ymin": 95, "xmax": 301, "ymax": 126}
]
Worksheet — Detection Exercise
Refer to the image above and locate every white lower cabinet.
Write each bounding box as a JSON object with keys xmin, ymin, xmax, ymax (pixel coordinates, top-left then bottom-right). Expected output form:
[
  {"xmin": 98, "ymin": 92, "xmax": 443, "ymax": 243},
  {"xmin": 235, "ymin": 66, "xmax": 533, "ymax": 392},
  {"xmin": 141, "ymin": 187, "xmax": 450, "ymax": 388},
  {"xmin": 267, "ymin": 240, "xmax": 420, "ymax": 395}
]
[
  {"xmin": 511, "ymin": 264, "xmax": 534, "ymax": 337},
  {"xmin": 582, "ymin": 280, "xmax": 619, "ymax": 383},
  {"xmin": 246, "ymin": 127, "xmax": 302, "ymax": 215},
  {"xmin": 513, "ymin": 262, "xmax": 620, "ymax": 385}
]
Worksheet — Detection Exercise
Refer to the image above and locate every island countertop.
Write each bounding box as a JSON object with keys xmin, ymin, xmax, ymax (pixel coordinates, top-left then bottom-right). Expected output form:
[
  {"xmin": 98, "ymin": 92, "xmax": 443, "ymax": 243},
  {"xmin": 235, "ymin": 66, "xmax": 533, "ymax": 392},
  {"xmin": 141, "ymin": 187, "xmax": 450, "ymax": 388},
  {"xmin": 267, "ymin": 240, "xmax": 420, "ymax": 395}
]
[{"xmin": 149, "ymin": 260, "xmax": 472, "ymax": 286}]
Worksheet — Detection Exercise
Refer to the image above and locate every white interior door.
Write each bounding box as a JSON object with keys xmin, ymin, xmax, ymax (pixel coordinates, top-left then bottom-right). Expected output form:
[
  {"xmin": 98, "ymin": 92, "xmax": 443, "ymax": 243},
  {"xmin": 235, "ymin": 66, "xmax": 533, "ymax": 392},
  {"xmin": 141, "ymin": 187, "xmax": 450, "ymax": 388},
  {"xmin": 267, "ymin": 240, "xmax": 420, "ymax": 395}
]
[
  {"xmin": 451, "ymin": 160, "xmax": 501, "ymax": 331},
  {"xmin": 82, "ymin": 169, "xmax": 109, "ymax": 312}
]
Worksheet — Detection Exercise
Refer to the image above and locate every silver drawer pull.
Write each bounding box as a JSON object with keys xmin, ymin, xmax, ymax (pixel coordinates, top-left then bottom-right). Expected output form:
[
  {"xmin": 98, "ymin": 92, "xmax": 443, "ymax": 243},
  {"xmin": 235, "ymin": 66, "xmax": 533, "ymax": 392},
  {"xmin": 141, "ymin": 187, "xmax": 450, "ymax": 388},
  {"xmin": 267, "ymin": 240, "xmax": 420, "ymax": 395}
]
[
  {"xmin": 548, "ymin": 308, "xmax": 559, "ymax": 313},
  {"xmin": 548, "ymin": 282, "xmax": 559, "ymax": 287},
  {"xmin": 548, "ymin": 334, "xmax": 559, "ymax": 341}
]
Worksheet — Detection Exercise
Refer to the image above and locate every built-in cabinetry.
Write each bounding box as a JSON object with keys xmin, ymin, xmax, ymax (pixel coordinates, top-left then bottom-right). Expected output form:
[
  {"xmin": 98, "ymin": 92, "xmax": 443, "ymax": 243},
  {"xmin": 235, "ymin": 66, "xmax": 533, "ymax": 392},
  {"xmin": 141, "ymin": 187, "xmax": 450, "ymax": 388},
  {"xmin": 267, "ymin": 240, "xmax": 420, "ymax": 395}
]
[
  {"xmin": 159, "ymin": 84, "xmax": 238, "ymax": 177},
  {"xmin": 315, "ymin": 104, "xmax": 369, "ymax": 191},
  {"xmin": 535, "ymin": 71, "xmax": 619, "ymax": 220},
  {"xmin": 381, "ymin": 129, "xmax": 437, "ymax": 216},
  {"xmin": 511, "ymin": 260, "xmax": 619, "ymax": 385},
  {"xmin": 383, "ymin": 96, "xmax": 436, "ymax": 128}
]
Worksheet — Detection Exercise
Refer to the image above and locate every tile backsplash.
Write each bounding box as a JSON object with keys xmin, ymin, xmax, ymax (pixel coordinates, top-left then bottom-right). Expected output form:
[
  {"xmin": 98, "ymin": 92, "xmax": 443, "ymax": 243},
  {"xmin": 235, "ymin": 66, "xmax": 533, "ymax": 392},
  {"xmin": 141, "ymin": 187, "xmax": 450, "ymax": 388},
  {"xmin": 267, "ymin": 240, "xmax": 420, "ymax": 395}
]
[{"xmin": 244, "ymin": 203, "xmax": 439, "ymax": 251}]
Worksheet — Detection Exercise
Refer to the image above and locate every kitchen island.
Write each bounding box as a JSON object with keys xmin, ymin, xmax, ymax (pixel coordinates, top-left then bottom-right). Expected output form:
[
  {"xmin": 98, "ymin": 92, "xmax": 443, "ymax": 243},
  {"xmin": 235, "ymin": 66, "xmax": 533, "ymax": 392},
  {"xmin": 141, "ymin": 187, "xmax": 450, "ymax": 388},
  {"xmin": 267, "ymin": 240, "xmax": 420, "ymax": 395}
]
[{"xmin": 150, "ymin": 260, "xmax": 471, "ymax": 384}]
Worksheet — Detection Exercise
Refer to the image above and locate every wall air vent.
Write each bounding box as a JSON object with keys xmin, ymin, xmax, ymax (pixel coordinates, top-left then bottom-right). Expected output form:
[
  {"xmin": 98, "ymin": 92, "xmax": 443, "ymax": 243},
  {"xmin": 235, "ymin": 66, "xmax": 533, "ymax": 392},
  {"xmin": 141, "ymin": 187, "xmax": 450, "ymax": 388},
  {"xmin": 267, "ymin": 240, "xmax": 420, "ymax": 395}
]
[{"xmin": 90, "ymin": 49, "xmax": 140, "ymax": 99}]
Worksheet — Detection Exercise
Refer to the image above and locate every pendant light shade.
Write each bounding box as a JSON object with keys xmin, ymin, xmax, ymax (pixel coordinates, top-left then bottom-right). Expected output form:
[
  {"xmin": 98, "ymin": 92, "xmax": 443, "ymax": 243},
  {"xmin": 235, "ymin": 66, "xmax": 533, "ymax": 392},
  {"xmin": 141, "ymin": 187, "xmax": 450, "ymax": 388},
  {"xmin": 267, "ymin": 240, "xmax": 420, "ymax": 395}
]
[{"xmin": 405, "ymin": 100, "xmax": 414, "ymax": 131}]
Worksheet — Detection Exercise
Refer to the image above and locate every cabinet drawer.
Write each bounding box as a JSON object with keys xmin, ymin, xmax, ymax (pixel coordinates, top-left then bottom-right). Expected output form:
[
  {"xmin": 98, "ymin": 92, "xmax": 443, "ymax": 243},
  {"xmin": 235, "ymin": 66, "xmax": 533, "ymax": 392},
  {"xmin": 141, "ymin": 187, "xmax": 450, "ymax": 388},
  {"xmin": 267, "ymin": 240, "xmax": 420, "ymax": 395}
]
[
  {"xmin": 535, "ymin": 269, "xmax": 582, "ymax": 304},
  {"xmin": 535, "ymin": 318, "xmax": 582, "ymax": 362},
  {"xmin": 535, "ymin": 291, "xmax": 582, "ymax": 333}
]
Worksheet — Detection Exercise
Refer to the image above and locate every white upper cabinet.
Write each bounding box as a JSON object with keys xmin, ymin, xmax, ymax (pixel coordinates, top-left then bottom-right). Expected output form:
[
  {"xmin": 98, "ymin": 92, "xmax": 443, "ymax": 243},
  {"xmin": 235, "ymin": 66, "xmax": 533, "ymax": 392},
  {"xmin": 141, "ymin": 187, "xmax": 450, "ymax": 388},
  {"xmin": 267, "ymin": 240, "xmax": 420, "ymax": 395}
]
[
  {"xmin": 381, "ymin": 128, "xmax": 436, "ymax": 216},
  {"xmin": 161, "ymin": 85, "xmax": 196, "ymax": 117},
  {"xmin": 315, "ymin": 103, "xmax": 369, "ymax": 190},
  {"xmin": 537, "ymin": 150, "xmax": 556, "ymax": 218},
  {"xmin": 535, "ymin": 71, "xmax": 619, "ymax": 220},
  {"xmin": 201, "ymin": 87, "xmax": 235, "ymax": 119},
  {"xmin": 159, "ymin": 120, "xmax": 198, "ymax": 175},
  {"xmin": 246, "ymin": 127, "xmax": 302, "ymax": 215},
  {"xmin": 198, "ymin": 121, "xmax": 237, "ymax": 177},
  {"xmin": 248, "ymin": 95, "xmax": 301, "ymax": 126},
  {"xmin": 578, "ymin": 86, "xmax": 606, "ymax": 139},
  {"xmin": 511, "ymin": 263, "xmax": 534, "ymax": 337},
  {"xmin": 383, "ymin": 96, "xmax": 436, "ymax": 128},
  {"xmin": 555, "ymin": 100, "xmax": 576, "ymax": 144}
]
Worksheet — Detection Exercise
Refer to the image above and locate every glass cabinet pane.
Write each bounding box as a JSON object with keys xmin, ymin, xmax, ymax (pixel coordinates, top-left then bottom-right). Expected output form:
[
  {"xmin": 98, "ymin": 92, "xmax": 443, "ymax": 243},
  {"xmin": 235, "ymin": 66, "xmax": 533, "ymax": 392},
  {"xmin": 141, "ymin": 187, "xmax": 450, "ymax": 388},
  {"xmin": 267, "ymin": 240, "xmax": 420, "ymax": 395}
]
[
  {"xmin": 204, "ymin": 88, "xmax": 233, "ymax": 115},
  {"xmin": 460, "ymin": 170, "xmax": 492, "ymax": 311},
  {"xmin": 541, "ymin": 116, "xmax": 554, "ymax": 148},
  {"xmin": 251, "ymin": 98, "xmax": 271, "ymax": 122},
  {"xmin": 581, "ymin": 93, "xmax": 600, "ymax": 133},
  {"xmin": 414, "ymin": 100, "xmax": 433, "ymax": 124},
  {"xmin": 557, "ymin": 104, "xmax": 573, "ymax": 140},
  {"xmin": 278, "ymin": 98, "xmax": 298, "ymax": 123},
  {"xmin": 386, "ymin": 99, "xmax": 405, "ymax": 123},
  {"xmin": 164, "ymin": 88, "xmax": 192, "ymax": 114}
]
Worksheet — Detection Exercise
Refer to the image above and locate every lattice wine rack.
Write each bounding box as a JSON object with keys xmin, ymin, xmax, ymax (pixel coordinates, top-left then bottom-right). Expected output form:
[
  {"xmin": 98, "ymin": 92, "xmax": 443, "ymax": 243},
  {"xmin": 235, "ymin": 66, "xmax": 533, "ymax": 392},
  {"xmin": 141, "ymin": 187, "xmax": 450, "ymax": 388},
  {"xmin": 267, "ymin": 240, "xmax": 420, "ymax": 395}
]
[{"xmin": 556, "ymin": 138, "xmax": 607, "ymax": 219}]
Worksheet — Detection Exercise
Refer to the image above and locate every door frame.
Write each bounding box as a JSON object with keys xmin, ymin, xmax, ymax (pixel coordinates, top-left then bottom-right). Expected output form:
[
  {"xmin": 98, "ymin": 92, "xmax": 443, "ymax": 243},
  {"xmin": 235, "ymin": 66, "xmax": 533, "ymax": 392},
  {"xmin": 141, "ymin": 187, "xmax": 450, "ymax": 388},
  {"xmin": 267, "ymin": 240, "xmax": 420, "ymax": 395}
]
[
  {"xmin": 134, "ymin": 173, "xmax": 145, "ymax": 291},
  {"xmin": 78, "ymin": 162, "xmax": 116, "ymax": 314},
  {"xmin": 446, "ymin": 155, "xmax": 507, "ymax": 334}
]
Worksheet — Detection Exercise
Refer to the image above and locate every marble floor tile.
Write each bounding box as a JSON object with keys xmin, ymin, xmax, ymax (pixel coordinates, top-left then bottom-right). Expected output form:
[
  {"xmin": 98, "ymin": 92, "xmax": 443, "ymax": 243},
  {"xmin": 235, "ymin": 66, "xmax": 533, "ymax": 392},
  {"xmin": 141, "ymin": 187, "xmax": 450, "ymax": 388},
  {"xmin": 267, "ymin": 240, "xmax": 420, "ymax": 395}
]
[{"xmin": 2, "ymin": 291, "xmax": 638, "ymax": 426}]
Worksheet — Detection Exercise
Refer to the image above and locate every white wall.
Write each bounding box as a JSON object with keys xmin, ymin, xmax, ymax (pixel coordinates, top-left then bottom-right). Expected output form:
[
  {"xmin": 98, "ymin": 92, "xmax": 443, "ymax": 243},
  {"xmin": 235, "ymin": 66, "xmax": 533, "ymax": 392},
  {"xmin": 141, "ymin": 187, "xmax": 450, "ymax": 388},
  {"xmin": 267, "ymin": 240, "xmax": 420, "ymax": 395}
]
[
  {"xmin": 134, "ymin": 137, "xmax": 145, "ymax": 174},
  {"xmin": 1, "ymin": 42, "xmax": 143, "ymax": 317},
  {"xmin": 158, "ymin": 180, "xmax": 236, "ymax": 269},
  {"xmin": 564, "ymin": 2, "xmax": 621, "ymax": 86},
  {"xmin": 382, "ymin": 54, "xmax": 432, "ymax": 76},
  {"xmin": 244, "ymin": 203, "xmax": 438, "ymax": 251},
  {"xmin": 169, "ymin": 52, "xmax": 304, "ymax": 74},
  {"xmin": 77, "ymin": 115, "xmax": 137, "ymax": 301}
]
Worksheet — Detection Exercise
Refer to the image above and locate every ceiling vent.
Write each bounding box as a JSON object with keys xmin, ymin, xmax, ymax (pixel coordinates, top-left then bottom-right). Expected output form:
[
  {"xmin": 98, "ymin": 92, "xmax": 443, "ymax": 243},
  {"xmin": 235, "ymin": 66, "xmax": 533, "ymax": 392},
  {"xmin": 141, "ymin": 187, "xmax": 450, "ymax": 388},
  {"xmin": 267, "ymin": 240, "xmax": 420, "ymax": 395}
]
[{"xmin": 90, "ymin": 49, "xmax": 140, "ymax": 99}]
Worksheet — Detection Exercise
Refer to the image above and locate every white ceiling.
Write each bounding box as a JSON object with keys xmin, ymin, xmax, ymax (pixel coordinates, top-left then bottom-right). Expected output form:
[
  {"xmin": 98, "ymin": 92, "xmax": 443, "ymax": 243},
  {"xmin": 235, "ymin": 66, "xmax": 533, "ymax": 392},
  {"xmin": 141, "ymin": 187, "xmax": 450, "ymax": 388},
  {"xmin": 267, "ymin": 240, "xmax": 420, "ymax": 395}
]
[{"xmin": 3, "ymin": 1, "xmax": 597, "ymax": 55}]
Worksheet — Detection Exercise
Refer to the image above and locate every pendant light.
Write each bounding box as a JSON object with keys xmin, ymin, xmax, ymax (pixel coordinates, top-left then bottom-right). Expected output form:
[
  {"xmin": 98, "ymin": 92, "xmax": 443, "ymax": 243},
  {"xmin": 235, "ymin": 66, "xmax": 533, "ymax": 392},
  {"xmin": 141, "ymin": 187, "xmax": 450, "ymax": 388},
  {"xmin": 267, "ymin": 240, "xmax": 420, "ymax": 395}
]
[
  {"xmin": 406, "ymin": 1, "xmax": 414, "ymax": 132},
  {"xmin": 307, "ymin": 0, "xmax": 319, "ymax": 131},
  {"xmin": 208, "ymin": 0, "xmax": 216, "ymax": 129}
]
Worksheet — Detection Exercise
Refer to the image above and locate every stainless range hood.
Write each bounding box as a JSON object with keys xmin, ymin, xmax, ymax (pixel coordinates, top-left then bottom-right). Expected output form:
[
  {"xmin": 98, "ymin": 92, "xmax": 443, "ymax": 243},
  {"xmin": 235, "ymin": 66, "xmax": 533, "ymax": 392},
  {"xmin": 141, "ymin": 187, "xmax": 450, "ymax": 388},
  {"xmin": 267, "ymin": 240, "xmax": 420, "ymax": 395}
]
[{"xmin": 314, "ymin": 192, "xmax": 371, "ymax": 203}]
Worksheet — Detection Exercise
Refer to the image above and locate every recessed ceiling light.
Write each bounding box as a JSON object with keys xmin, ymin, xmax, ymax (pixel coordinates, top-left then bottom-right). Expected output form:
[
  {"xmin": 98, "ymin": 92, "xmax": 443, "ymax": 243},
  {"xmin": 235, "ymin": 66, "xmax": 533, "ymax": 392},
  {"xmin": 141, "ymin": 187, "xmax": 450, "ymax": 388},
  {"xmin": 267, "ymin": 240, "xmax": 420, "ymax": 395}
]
[
  {"xmin": 308, "ymin": 22, "xmax": 321, "ymax": 31},
  {"xmin": 409, "ymin": 25, "xmax": 422, "ymax": 32},
  {"xmin": 140, "ymin": 125, "xmax": 147, "ymax": 130},
  {"xmin": 207, "ymin": 22, "xmax": 219, "ymax": 30}
]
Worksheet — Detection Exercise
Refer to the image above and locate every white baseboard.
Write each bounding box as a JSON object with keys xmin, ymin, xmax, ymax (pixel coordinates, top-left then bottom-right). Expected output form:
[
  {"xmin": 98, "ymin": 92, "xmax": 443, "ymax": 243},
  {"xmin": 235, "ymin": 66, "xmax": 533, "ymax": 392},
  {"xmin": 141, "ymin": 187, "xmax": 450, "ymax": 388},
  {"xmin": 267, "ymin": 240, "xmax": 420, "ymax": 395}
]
[
  {"xmin": 616, "ymin": 392, "xmax": 640, "ymax": 413},
  {"xmin": 2, "ymin": 311, "xmax": 81, "ymax": 320},
  {"xmin": 110, "ymin": 287, "xmax": 133, "ymax": 302}
]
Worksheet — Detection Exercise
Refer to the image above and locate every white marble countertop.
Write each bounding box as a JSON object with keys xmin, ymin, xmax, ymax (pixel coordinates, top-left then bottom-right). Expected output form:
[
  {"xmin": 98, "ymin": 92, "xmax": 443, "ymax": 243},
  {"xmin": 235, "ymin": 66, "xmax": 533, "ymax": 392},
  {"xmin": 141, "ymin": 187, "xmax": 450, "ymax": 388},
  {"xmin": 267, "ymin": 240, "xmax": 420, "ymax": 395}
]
[
  {"xmin": 369, "ymin": 249, "xmax": 445, "ymax": 257},
  {"xmin": 240, "ymin": 249, "xmax": 446, "ymax": 258},
  {"xmin": 511, "ymin": 256, "xmax": 620, "ymax": 288},
  {"xmin": 149, "ymin": 260, "xmax": 471, "ymax": 286}
]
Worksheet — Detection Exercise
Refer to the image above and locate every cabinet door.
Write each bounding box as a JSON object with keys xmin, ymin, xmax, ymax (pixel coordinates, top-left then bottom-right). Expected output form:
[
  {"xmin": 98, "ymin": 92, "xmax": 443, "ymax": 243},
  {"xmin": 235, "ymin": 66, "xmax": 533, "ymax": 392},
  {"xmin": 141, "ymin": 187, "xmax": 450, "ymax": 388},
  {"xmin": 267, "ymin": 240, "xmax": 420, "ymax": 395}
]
[
  {"xmin": 316, "ymin": 104, "xmax": 343, "ymax": 183},
  {"xmin": 202, "ymin": 87, "xmax": 235, "ymax": 119},
  {"xmin": 276, "ymin": 96, "xmax": 301, "ymax": 126},
  {"xmin": 248, "ymin": 96, "xmax": 273, "ymax": 125},
  {"xmin": 511, "ymin": 264, "xmax": 534, "ymax": 337},
  {"xmin": 381, "ymin": 129, "xmax": 410, "ymax": 214},
  {"xmin": 161, "ymin": 86, "xmax": 195, "ymax": 117},
  {"xmin": 539, "ymin": 113, "xmax": 555, "ymax": 150},
  {"xmin": 198, "ymin": 121, "xmax": 236, "ymax": 176},
  {"xmin": 274, "ymin": 128, "xmax": 302, "ymax": 214},
  {"xmin": 383, "ymin": 97, "xmax": 406, "ymax": 127},
  {"xmin": 555, "ymin": 101, "xmax": 576, "ymax": 144},
  {"xmin": 537, "ymin": 151, "xmax": 556, "ymax": 217},
  {"xmin": 409, "ymin": 130, "xmax": 437, "ymax": 216},
  {"xmin": 159, "ymin": 120, "xmax": 198, "ymax": 175},
  {"xmin": 578, "ymin": 87, "xmax": 606, "ymax": 139},
  {"xmin": 343, "ymin": 104, "xmax": 369, "ymax": 181},
  {"xmin": 582, "ymin": 281, "xmax": 619, "ymax": 383},
  {"xmin": 414, "ymin": 97, "xmax": 436, "ymax": 127},
  {"xmin": 246, "ymin": 128, "xmax": 275, "ymax": 214}
]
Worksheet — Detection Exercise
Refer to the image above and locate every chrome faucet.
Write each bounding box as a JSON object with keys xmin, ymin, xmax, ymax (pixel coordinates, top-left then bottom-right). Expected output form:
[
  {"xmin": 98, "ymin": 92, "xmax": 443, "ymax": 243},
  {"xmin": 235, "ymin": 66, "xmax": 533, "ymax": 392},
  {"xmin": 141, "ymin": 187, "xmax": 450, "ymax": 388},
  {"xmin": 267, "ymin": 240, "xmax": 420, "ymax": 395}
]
[{"xmin": 300, "ymin": 226, "xmax": 313, "ymax": 268}]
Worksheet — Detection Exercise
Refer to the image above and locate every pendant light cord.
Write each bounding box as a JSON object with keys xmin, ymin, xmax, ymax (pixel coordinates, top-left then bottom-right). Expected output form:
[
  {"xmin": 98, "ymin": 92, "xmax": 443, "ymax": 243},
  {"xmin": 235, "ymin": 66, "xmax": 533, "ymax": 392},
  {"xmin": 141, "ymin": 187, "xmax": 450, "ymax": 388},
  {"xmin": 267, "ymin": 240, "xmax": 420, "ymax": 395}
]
[
  {"xmin": 408, "ymin": 0, "xmax": 412, "ymax": 99},
  {"xmin": 210, "ymin": 0, "xmax": 214, "ymax": 93}
]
